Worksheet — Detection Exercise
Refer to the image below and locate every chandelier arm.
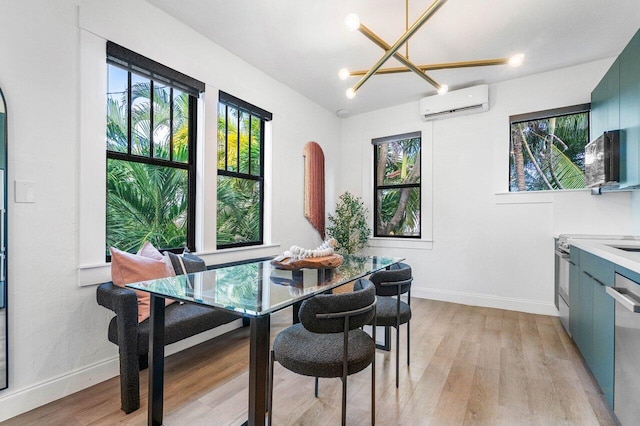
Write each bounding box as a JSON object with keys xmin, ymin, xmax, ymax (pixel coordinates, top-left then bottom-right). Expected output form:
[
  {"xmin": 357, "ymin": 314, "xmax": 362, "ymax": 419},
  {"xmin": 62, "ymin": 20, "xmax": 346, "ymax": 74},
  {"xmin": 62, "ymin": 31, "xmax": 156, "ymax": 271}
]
[
  {"xmin": 351, "ymin": 0, "xmax": 448, "ymax": 93},
  {"xmin": 348, "ymin": 58, "xmax": 511, "ymax": 77},
  {"xmin": 358, "ymin": 23, "xmax": 441, "ymax": 89}
]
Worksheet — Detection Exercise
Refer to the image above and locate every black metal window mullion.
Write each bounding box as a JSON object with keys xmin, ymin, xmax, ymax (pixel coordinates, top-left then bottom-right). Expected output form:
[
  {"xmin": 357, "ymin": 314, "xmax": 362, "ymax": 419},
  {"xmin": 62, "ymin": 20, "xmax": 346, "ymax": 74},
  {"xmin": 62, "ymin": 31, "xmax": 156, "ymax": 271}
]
[
  {"xmin": 236, "ymin": 108, "xmax": 240, "ymax": 172},
  {"xmin": 248, "ymin": 114, "xmax": 252, "ymax": 174},
  {"xmin": 186, "ymin": 95, "xmax": 197, "ymax": 252},
  {"xmin": 224, "ymin": 104, "xmax": 229, "ymax": 171},
  {"xmin": 127, "ymin": 71, "xmax": 132, "ymax": 155},
  {"xmin": 259, "ymin": 118, "xmax": 265, "ymax": 238},
  {"xmin": 169, "ymin": 87, "xmax": 174, "ymax": 162},
  {"xmin": 149, "ymin": 80, "xmax": 154, "ymax": 158},
  {"xmin": 106, "ymin": 150, "xmax": 190, "ymax": 170}
]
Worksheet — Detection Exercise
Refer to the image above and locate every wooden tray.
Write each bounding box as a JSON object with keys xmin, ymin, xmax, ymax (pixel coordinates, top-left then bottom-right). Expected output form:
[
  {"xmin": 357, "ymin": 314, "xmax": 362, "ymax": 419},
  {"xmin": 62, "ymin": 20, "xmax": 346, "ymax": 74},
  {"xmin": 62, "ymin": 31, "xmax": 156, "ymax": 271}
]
[{"xmin": 271, "ymin": 254, "xmax": 343, "ymax": 270}]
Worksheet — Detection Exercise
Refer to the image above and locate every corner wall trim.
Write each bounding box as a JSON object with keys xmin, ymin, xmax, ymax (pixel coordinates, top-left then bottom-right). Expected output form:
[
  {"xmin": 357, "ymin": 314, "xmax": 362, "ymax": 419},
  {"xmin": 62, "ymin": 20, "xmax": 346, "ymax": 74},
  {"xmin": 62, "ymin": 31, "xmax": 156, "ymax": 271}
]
[{"xmin": 412, "ymin": 287, "xmax": 558, "ymax": 316}]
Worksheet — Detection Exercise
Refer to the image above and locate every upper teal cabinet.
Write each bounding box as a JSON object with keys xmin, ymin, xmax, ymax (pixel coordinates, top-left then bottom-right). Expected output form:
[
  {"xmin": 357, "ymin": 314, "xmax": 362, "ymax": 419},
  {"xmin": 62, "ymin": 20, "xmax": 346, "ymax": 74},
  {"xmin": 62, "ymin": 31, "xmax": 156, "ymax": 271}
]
[
  {"xmin": 619, "ymin": 30, "xmax": 640, "ymax": 188},
  {"xmin": 591, "ymin": 29, "xmax": 640, "ymax": 188},
  {"xmin": 591, "ymin": 59, "xmax": 619, "ymax": 141}
]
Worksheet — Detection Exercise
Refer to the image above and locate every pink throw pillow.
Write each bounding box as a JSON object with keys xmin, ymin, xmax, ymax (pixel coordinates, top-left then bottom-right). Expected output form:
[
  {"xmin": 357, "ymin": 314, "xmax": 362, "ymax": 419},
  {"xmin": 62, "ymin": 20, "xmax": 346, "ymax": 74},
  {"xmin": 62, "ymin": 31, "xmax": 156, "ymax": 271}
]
[{"xmin": 110, "ymin": 243, "xmax": 176, "ymax": 322}]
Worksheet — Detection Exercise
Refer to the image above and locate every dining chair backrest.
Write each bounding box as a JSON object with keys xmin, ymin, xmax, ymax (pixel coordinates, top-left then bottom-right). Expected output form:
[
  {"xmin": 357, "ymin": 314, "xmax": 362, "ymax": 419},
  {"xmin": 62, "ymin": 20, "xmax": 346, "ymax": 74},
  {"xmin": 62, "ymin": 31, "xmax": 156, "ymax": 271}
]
[
  {"xmin": 369, "ymin": 262, "xmax": 412, "ymax": 297},
  {"xmin": 298, "ymin": 278, "xmax": 376, "ymax": 333}
]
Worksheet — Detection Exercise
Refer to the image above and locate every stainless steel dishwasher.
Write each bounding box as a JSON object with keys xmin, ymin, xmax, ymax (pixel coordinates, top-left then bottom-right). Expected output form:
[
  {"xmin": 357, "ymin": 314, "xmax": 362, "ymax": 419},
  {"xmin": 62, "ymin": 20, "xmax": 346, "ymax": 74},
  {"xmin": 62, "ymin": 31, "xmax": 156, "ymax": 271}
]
[{"xmin": 606, "ymin": 273, "xmax": 640, "ymax": 425}]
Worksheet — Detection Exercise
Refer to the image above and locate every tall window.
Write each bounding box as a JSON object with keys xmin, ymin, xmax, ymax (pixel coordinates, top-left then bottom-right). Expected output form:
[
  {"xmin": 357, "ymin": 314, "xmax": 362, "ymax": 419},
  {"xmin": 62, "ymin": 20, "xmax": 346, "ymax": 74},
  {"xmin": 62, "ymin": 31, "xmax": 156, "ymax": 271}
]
[
  {"xmin": 106, "ymin": 42, "xmax": 204, "ymax": 254},
  {"xmin": 509, "ymin": 104, "xmax": 590, "ymax": 191},
  {"xmin": 217, "ymin": 92, "xmax": 271, "ymax": 248},
  {"xmin": 373, "ymin": 132, "xmax": 421, "ymax": 238}
]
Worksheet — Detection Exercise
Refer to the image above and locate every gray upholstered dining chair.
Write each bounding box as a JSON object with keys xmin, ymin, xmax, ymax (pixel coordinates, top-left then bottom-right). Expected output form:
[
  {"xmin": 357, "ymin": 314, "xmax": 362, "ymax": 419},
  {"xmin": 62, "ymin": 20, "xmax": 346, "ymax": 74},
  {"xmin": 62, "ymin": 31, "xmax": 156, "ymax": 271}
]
[
  {"xmin": 268, "ymin": 278, "xmax": 377, "ymax": 426},
  {"xmin": 368, "ymin": 262, "xmax": 412, "ymax": 388}
]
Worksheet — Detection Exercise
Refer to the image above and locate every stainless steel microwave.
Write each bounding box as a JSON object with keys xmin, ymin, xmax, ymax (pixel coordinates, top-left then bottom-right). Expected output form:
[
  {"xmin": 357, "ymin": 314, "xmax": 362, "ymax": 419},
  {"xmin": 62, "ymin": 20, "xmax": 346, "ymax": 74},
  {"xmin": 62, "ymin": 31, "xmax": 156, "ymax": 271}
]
[{"xmin": 585, "ymin": 130, "xmax": 620, "ymax": 188}]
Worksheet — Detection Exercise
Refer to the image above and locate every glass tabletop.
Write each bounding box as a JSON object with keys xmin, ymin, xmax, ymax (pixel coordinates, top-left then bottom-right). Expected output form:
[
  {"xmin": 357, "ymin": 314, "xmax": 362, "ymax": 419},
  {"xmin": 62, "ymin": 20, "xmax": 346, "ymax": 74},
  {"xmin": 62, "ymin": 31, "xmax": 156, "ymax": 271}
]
[{"xmin": 126, "ymin": 255, "xmax": 404, "ymax": 317}]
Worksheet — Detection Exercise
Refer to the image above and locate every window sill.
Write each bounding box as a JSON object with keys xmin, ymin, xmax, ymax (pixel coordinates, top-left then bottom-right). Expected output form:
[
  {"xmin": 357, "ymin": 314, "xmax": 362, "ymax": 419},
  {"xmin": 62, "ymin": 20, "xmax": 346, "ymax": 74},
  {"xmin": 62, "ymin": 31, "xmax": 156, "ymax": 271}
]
[
  {"xmin": 77, "ymin": 243, "xmax": 282, "ymax": 287},
  {"xmin": 494, "ymin": 191, "xmax": 556, "ymax": 204},
  {"xmin": 367, "ymin": 237, "xmax": 433, "ymax": 250}
]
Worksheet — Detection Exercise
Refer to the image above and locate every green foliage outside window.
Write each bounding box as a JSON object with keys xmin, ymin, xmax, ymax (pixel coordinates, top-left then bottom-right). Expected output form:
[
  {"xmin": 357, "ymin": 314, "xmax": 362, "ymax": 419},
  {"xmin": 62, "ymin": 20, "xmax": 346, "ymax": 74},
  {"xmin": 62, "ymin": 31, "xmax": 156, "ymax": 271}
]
[
  {"xmin": 509, "ymin": 110, "xmax": 588, "ymax": 191},
  {"xmin": 374, "ymin": 135, "xmax": 421, "ymax": 237},
  {"xmin": 106, "ymin": 63, "xmax": 193, "ymax": 253},
  {"xmin": 217, "ymin": 100, "xmax": 264, "ymax": 247}
]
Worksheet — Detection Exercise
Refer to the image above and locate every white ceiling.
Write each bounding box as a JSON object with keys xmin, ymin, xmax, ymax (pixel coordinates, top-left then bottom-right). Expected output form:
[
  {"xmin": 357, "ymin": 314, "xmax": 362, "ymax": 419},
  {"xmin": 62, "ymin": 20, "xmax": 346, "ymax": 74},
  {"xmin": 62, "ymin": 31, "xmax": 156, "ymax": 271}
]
[{"xmin": 146, "ymin": 0, "xmax": 640, "ymax": 117}]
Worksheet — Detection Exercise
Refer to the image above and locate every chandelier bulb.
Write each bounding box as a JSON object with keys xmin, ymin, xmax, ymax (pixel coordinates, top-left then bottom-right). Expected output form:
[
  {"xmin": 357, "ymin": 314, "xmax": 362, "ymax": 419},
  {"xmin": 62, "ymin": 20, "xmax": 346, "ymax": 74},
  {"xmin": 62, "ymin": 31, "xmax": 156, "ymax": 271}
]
[
  {"xmin": 346, "ymin": 88, "xmax": 356, "ymax": 99},
  {"xmin": 509, "ymin": 53, "xmax": 525, "ymax": 67},
  {"xmin": 345, "ymin": 13, "xmax": 361, "ymax": 32},
  {"xmin": 437, "ymin": 84, "xmax": 449, "ymax": 95},
  {"xmin": 338, "ymin": 68, "xmax": 351, "ymax": 80}
]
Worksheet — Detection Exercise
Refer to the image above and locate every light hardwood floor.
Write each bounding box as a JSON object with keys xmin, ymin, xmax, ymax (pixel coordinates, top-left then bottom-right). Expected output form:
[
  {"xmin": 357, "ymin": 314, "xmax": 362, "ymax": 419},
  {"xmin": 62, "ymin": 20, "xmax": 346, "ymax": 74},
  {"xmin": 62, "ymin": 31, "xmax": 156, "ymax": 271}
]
[{"xmin": 2, "ymin": 299, "xmax": 618, "ymax": 425}]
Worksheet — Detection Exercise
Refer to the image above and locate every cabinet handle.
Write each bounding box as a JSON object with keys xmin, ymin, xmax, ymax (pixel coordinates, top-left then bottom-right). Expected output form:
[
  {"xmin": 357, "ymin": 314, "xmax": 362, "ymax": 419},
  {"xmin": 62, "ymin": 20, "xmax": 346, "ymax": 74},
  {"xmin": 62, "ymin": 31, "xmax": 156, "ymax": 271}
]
[
  {"xmin": 606, "ymin": 286, "xmax": 640, "ymax": 313},
  {"xmin": 583, "ymin": 270, "xmax": 606, "ymax": 286},
  {"xmin": 0, "ymin": 208, "xmax": 4, "ymax": 252},
  {"xmin": 0, "ymin": 253, "xmax": 5, "ymax": 282},
  {"xmin": 569, "ymin": 260, "xmax": 576, "ymax": 266}
]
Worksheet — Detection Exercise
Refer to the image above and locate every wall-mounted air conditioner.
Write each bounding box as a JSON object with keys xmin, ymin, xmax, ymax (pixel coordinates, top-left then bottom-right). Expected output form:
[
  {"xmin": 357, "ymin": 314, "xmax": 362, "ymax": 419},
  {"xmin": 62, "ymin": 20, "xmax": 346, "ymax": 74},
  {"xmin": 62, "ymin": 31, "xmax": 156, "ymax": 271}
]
[{"xmin": 419, "ymin": 84, "xmax": 489, "ymax": 121}]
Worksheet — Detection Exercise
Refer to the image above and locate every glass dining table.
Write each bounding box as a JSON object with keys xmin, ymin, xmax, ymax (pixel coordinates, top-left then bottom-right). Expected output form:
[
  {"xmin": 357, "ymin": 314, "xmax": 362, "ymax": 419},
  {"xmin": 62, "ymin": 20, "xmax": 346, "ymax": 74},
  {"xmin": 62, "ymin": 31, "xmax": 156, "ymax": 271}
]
[{"xmin": 127, "ymin": 254, "xmax": 404, "ymax": 426}]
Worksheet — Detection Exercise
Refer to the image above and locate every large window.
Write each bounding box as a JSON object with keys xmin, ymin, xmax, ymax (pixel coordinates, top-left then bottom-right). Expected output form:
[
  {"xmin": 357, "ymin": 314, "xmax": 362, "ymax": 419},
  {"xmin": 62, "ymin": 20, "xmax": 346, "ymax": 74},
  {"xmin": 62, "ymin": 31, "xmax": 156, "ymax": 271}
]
[
  {"xmin": 217, "ymin": 92, "xmax": 271, "ymax": 248},
  {"xmin": 106, "ymin": 42, "xmax": 204, "ymax": 254},
  {"xmin": 373, "ymin": 132, "xmax": 421, "ymax": 238},
  {"xmin": 509, "ymin": 104, "xmax": 590, "ymax": 191}
]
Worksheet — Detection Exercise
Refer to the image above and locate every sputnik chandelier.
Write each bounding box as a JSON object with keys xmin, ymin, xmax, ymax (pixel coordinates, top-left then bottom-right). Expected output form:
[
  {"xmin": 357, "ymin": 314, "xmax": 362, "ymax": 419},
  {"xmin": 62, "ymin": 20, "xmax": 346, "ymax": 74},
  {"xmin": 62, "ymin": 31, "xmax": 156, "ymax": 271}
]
[{"xmin": 339, "ymin": 0, "xmax": 524, "ymax": 98}]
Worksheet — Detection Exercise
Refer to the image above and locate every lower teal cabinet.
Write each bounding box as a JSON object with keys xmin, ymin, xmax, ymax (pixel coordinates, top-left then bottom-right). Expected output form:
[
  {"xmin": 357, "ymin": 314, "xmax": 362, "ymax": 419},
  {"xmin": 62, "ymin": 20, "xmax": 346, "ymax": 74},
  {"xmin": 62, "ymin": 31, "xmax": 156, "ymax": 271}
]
[
  {"xmin": 568, "ymin": 247, "xmax": 615, "ymax": 408},
  {"xmin": 569, "ymin": 248, "xmax": 581, "ymax": 339},
  {"xmin": 592, "ymin": 281, "xmax": 614, "ymax": 407},
  {"xmin": 576, "ymin": 271, "xmax": 594, "ymax": 365}
]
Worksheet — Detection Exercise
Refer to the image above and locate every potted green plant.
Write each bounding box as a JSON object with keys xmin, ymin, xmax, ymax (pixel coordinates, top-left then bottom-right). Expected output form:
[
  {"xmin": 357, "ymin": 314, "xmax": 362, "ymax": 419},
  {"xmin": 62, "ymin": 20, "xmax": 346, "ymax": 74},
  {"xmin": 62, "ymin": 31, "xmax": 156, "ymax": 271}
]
[{"xmin": 327, "ymin": 192, "xmax": 371, "ymax": 255}]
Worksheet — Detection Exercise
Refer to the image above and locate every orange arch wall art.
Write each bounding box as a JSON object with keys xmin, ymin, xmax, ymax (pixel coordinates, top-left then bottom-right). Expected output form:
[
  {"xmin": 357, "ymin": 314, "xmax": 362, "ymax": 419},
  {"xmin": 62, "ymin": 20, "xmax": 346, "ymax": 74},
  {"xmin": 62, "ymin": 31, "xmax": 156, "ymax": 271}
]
[{"xmin": 303, "ymin": 141, "xmax": 325, "ymax": 239}]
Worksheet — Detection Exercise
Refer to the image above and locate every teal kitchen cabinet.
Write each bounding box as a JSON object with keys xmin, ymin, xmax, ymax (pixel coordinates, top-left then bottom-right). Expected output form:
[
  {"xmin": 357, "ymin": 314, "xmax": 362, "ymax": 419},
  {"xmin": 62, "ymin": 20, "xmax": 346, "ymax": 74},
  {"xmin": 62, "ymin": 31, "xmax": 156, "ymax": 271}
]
[
  {"xmin": 569, "ymin": 247, "xmax": 581, "ymax": 340},
  {"xmin": 592, "ymin": 280, "xmax": 614, "ymax": 407},
  {"xmin": 590, "ymin": 59, "xmax": 619, "ymax": 142},
  {"xmin": 591, "ymin": 28, "xmax": 640, "ymax": 188},
  {"xmin": 568, "ymin": 248, "xmax": 615, "ymax": 407},
  {"xmin": 619, "ymin": 29, "xmax": 640, "ymax": 188}
]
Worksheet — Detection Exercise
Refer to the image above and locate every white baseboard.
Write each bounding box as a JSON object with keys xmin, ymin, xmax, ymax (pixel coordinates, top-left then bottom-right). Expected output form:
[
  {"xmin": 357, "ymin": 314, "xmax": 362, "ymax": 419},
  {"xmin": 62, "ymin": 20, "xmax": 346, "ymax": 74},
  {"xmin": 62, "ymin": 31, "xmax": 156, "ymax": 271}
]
[
  {"xmin": 412, "ymin": 287, "xmax": 559, "ymax": 316},
  {"xmin": 0, "ymin": 319, "xmax": 243, "ymax": 422}
]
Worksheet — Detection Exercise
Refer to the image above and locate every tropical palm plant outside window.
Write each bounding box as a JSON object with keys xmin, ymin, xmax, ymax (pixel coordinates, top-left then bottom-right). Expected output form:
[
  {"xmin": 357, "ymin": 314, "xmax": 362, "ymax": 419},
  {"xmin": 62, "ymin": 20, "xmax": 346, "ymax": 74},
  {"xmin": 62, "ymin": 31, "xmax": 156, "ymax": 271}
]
[
  {"xmin": 373, "ymin": 131, "xmax": 421, "ymax": 237},
  {"xmin": 509, "ymin": 104, "xmax": 590, "ymax": 191},
  {"xmin": 217, "ymin": 92, "xmax": 271, "ymax": 248},
  {"xmin": 106, "ymin": 42, "xmax": 203, "ymax": 255}
]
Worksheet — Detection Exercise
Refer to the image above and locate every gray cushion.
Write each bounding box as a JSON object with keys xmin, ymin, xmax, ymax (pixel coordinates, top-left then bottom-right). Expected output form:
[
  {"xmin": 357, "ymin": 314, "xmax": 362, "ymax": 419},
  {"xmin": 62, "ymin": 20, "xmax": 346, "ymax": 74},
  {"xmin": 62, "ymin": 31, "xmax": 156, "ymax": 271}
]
[
  {"xmin": 273, "ymin": 324, "xmax": 375, "ymax": 378},
  {"xmin": 374, "ymin": 296, "xmax": 411, "ymax": 327},
  {"xmin": 107, "ymin": 301, "xmax": 240, "ymax": 354}
]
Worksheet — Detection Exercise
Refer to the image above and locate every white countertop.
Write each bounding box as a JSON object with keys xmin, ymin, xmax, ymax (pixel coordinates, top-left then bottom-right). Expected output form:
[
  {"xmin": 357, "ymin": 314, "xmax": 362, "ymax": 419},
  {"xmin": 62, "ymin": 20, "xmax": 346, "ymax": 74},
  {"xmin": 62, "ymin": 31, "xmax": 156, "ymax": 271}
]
[{"xmin": 569, "ymin": 238, "xmax": 640, "ymax": 275}]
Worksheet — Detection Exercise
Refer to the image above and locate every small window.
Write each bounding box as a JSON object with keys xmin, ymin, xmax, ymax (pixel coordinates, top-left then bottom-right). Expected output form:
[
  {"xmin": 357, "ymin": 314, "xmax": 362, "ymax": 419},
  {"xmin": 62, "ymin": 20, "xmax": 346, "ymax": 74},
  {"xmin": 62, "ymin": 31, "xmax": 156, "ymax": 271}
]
[
  {"xmin": 106, "ymin": 42, "xmax": 204, "ymax": 255},
  {"xmin": 509, "ymin": 104, "xmax": 590, "ymax": 191},
  {"xmin": 217, "ymin": 92, "xmax": 271, "ymax": 249},
  {"xmin": 373, "ymin": 132, "xmax": 421, "ymax": 238}
]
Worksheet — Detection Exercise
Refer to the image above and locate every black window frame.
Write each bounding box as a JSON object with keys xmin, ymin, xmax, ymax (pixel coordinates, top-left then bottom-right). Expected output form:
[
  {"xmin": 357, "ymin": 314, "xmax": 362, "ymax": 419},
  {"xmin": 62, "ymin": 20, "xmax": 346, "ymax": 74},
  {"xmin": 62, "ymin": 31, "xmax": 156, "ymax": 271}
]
[
  {"xmin": 373, "ymin": 131, "xmax": 422, "ymax": 238},
  {"xmin": 106, "ymin": 42, "xmax": 204, "ymax": 257},
  {"xmin": 509, "ymin": 103, "xmax": 591, "ymax": 192},
  {"xmin": 217, "ymin": 91, "xmax": 271, "ymax": 249}
]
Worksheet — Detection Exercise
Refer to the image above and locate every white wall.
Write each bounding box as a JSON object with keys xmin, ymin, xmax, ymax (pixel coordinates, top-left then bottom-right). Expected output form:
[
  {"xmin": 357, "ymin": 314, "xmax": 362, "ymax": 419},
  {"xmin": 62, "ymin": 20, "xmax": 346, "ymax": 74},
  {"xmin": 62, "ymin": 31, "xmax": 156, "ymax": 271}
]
[
  {"xmin": 0, "ymin": 0, "xmax": 341, "ymax": 420},
  {"xmin": 0, "ymin": 0, "xmax": 635, "ymax": 421},
  {"xmin": 341, "ymin": 58, "xmax": 634, "ymax": 315}
]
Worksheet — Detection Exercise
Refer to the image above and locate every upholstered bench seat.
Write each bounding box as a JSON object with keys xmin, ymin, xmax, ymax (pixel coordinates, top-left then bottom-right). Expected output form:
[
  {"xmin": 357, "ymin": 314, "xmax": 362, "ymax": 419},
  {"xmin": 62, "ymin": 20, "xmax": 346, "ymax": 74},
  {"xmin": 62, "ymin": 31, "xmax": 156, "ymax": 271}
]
[{"xmin": 106, "ymin": 291, "xmax": 241, "ymax": 355}]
